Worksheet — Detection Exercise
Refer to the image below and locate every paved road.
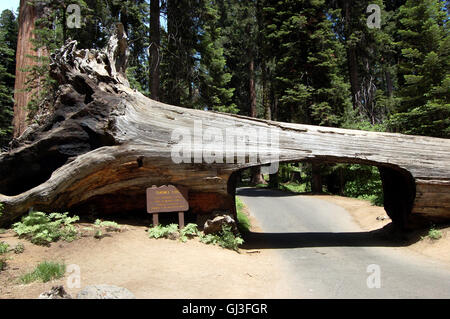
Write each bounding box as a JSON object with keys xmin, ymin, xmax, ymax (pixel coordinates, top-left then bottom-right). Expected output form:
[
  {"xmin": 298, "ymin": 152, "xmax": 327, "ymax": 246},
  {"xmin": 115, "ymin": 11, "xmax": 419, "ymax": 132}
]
[{"xmin": 237, "ymin": 187, "xmax": 450, "ymax": 298}]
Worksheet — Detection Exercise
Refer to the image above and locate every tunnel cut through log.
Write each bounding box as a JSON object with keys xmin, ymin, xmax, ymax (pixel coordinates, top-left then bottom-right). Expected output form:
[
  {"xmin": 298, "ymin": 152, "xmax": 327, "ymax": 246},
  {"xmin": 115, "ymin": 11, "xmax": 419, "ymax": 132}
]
[{"xmin": 0, "ymin": 27, "xmax": 449, "ymax": 230}]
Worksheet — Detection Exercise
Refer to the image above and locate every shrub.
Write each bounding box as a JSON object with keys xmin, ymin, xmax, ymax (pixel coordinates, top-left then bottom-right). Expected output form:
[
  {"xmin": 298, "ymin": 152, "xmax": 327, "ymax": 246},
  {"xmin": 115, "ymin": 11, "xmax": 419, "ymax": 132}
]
[
  {"xmin": 428, "ymin": 227, "xmax": 443, "ymax": 240},
  {"xmin": 13, "ymin": 211, "xmax": 80, "ymax": 245},
  {"xmin": 13, "ymin": 243, "xmax": 24, "ymax": 254},
  {"xmin": 147, "ymin": 224, "xmax": 179, "ymax": 239},
  {"xmin": 216, "ymin": 225, "xmax": 244, "ymax": 252},
  {"xmin": 179, "ymin": 223, "xmax": 199, "ymax": 242},
  {"xmin": 0, "ymin": 241, "xmax": 9, "ymax": 254},
  {"xmin": 147, "ymin": 223, "xmax": 245, "ymax": 252},
  {"xmin": 0, "ymin": 241, "xmax": 8, "ymax": 271},
  {"xmin": 198, "ymin": 225, "xmax": 244, "ymax": 252},
  {"xmin": 20, "ymin": 261, "xmax": 66, "ymax": 284},
  {"xmin": 94, "ymin": 219, "xmax": 121, "ymax": 232},
  {"xmin": 199, "ymin": 233, "xmax": 219, "ymax": 245}
]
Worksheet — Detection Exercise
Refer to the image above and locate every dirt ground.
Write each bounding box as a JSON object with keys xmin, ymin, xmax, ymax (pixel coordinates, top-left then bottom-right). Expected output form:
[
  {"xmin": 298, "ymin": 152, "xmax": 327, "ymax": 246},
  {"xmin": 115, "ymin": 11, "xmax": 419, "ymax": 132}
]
[
  {"xmin": 0, "ymin": 218, "xmax": 291, "ymax": 299},
  {"xmin": 1, "ymin": 195, "xmax": 448, "ymax": 299}
]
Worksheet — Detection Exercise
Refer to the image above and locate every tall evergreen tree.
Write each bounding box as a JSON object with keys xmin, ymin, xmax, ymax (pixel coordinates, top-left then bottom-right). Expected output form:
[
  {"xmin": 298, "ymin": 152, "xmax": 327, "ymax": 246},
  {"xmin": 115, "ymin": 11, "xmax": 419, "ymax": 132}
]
[
  {"xmin": 197, "ymin": 0, "xmax": 236, "ymax": 113},
  {"xmin": 0, "ymin": 9, "xmax": 18, "ymax": 147},
  {"xmin": 389, "ymin": 0, "xmax": 450, "ymax": 137}
]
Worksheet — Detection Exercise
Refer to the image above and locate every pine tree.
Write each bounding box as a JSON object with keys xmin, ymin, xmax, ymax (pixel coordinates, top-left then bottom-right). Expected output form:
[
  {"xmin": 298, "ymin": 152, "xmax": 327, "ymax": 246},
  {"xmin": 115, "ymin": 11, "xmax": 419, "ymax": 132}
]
[
  {"xmin": 389, "ymin": 0, "xmax": 449, "ymax": 137},
  {"xmin": 197, "ymin": 0, "xmax": 236, "ymax": 113},
  {"xmin": 0, "ymin": 9, "xmax": 18, "ymax": 147}
]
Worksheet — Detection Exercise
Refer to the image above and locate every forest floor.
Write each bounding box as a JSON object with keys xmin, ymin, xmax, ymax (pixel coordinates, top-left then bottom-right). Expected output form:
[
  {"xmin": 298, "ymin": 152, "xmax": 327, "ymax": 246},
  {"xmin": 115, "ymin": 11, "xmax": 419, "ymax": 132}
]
[{"xmin": 0, "ymin": 195, "xmax": 448, "ymax": 299}]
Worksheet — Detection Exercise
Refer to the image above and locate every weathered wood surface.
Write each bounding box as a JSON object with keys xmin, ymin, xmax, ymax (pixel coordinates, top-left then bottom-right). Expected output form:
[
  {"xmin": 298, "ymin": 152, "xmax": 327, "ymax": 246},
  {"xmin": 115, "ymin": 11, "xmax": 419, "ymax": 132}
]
[{"xmin": 1, "ymin": 28, "xmax": 449, "ymax": 228}]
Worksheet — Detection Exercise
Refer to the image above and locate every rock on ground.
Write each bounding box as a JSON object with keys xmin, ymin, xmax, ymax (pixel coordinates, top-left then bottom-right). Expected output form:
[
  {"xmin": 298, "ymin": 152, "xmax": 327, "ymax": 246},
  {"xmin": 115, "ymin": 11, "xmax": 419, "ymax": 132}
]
[
  {"xmin": 203, "ymin": 214, "xmax": 236, "ymax": 235},
  {"xmin": 38, "ymin": 286, "xmax": 72, "ymax": 299},
  {"xmin": 77, "ymin": 285, "xmax": 135, "ymax": 299}
]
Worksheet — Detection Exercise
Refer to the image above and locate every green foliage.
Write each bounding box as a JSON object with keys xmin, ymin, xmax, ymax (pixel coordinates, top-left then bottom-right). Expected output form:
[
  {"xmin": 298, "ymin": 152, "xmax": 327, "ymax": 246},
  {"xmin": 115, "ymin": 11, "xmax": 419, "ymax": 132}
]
[
  {"xmin": 147, "ymin": 222, "xmax": 244, "ymax": 252},
  {"xmin": 0, "ymin": 202, "xmax": 4, "ymax": 218},
  {"xmin": 20, "ymin": 261, "xmax": 66, "ymax": 284},
  {"xmin": 236, "ymin": 197, "xmax": 251, "ymax": 234},
  {"xmin": 147, "ymin": 224, "xmax": 179, "ymax": 239},
  {"xmin": 13, "ymin": 211, "xmax": 80, "ymax": 245},
  {"xmin": 198, "ymin": 225, "xmax": 244, "ymax": 252},
  {"xmin": 215, "ymin": 225, "xmax": 244, "ymax": 252},
  {"xmin": 0, "ymin": 241, "xmax": 9, "ymax": 254},
  {"xmin": 13, "ymin": 242, "xmax": 24, "ymax": 254},
  {"xmin": 179, "ymin": 223, "xmax": 200, "ymax": 243},
  {"xmin": 390, "ymin": 0, "xmax": 450, "ymax": 137},
  {"xmin": 94, "ymin": 219, "xmax": 121, "ymax": 232},
  {"xmin": 341, "ymin": 165, "xmax": 384, "ymax": 206},
  {"xmin": 0, "ymin": 9, "xmax": 17, "ymax": 148},
  {"xmin": 427, "ymin": 227, "xmax": 443, "ymax": 240}
]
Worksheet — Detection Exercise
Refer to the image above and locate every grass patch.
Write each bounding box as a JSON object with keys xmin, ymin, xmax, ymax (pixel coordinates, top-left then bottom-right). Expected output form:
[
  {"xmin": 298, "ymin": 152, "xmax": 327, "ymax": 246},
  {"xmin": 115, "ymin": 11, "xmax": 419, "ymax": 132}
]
[
  {"xmin": 279, "ymin": 182, "xmax": 309, "ymax": 193},
  {"xmin": 13, "ymin": 211, "xmax": 79, "ymax": 245},
  {"xmin": 0, "ymin": 241, "xmax": 8, "ymax": 271},
  {"xmin": 236, "ymin": 197, "xmax": 251, "ymax": 233},
  {"xmin": 20, "ymin": 261, "xmax": 66, "ymax": 284},
  {"xmin": 0, "ymin": 241, "xmax": 9, "ymax": 254}
]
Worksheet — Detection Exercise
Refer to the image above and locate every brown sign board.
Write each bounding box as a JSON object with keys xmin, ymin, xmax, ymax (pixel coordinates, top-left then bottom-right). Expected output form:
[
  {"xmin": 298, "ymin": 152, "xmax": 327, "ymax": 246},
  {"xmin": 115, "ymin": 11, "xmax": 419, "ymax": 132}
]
[{"xmin": 146, "ymin": 185, "xmax": 189, "ymax": 214}]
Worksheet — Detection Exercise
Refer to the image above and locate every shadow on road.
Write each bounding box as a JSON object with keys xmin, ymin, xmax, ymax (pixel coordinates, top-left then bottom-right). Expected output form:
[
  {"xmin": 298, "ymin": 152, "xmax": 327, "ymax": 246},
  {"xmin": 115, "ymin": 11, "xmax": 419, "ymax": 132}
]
[
  {"xmin": 241, "ymin": 224, "xmax": 427, "ymax": 249},
  {"xmin": 236, "ymin": 187, "xmax": 301, "ymax": 197}
]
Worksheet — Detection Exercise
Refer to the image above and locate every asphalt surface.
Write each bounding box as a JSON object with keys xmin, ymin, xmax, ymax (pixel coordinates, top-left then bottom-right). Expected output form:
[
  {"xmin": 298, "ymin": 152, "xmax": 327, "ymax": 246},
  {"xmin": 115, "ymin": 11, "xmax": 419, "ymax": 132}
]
[{"xmin": 237, "ymin": 187, "xmax": 450, "ymax": 299}]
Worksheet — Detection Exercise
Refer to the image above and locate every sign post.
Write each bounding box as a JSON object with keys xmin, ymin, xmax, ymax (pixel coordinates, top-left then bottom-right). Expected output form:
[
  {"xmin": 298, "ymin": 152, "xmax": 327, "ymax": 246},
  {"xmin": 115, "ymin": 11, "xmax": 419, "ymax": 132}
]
[{"xmin": 146, "ymin": 185, "xmax": 189, "ymax": 229}]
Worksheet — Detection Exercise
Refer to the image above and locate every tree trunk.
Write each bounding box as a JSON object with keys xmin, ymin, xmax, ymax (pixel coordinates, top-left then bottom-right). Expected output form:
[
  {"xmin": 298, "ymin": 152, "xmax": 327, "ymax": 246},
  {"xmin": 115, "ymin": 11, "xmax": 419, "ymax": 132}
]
[
  {"xmin": 12, "ymin": 0, "xmax": 46, "ymax": 138},
  {"xmin": 249, "ymin": 58, "xmax": 256, "ymax": 118},
  {"xmin": 1, "ymin": 29, "xmax": 450, "ymax": 229},
  {"xmin": 343, "ymin": 1, "xmax": 360, "ymax": 110},
  {"xmin": 311, "ymin": 163, "xmax": 323, "ymax": 193},
  {"xmin": 150, "ymin": 0, "xmax": 160, "ymax": 101}
]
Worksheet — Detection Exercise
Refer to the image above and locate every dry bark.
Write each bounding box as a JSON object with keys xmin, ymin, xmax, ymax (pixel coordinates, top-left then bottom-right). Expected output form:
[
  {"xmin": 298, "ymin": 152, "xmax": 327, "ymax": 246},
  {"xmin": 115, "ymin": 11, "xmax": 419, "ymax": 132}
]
[
  {"xmin": 1, "ymin": 27, "xmax": 449, "ymax": 229},
  {"xmin": 13, "ymin": 0, "xmax": 47, "ymax": 137}
]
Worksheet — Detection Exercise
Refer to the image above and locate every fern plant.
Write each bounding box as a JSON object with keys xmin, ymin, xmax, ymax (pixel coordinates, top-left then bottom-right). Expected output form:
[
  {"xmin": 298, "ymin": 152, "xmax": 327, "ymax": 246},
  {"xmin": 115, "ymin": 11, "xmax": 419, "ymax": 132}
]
[
  {"xmin": 13, "ymin": 211, "xmax": 79, "ymax": 245},
  {"xmin": 179, "ymin": 223, "xmax": 199, "ymax": 242},
  {"xmin": 147, "ymin": 224, "xmax": 179, "ymax": 239}
]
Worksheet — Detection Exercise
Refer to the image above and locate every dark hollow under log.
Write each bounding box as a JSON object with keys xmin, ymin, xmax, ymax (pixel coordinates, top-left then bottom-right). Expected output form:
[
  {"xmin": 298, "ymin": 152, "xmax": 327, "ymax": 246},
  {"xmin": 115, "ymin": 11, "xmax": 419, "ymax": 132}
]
[{"xmin": 1, "ymin": 27, "xmax": 449, "ymax": 229}]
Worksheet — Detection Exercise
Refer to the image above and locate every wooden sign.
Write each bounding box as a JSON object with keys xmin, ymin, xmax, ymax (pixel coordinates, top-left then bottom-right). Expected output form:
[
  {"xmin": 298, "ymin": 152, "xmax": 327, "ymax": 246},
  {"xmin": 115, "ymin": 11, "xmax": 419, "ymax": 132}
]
[{"xmin": 146, "ymin": 185, "xmax": 189, "ymax": 228}]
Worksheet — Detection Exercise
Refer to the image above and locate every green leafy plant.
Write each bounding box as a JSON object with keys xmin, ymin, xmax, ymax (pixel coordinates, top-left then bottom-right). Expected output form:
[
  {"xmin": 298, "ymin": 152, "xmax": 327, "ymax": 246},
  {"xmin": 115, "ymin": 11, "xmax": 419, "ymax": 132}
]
[
  {"xmin": 94, "ymin": 229, "xmax": 103, "ymax": 239},
  {"xmin": 198, "ymin": 225, "xmax": 244, "ymax": 252},
  {"xmin": 147, "ymin": 224, "xmax": 179, "ymax": 239},
  {"xmin": 0, "ymin": 202, "xmax": 4, "ymax": 218},
  {"xmin": 199, "ymin": 233, "xmax": 219, "ymax": 245},
  {"xmin": 179, "ymin": 223, "xmax": 199, "ymax": 242},
  {"xmin": 20, "ymin": 261, "xmax": 66, "ymax": 284},
  {"xmin": 0, "ymin": 241, "xmax": 8, "ymax": 271},
  {"xmin": 0, "ymin": 241, "xmax": 9, "ymax": 254},
  {"xmin": 13, "ymin": 211, "xmax": 79, "ymax": 245},
  {"xmin": 216, "ymin": 225, "xmax": 244, "ymax": 252},
  {"xmin": 94, "ymin": 219, "xmax": 121, "ymax": 232},
  {"xmin": 13, "ymin": 243, "xmax": 24, "ymax": 254},
  {"xmin": 427, "ymin": 227, "xmax": 443, "ymax": 240}
]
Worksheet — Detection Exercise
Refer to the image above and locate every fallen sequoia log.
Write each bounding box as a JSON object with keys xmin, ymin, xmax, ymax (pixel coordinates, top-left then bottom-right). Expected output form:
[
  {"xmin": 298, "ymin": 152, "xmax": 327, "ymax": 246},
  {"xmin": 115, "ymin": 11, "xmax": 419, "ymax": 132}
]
[{"xmin": 1, "ymin": 27, "xmax": 449, "ymax": 229}]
